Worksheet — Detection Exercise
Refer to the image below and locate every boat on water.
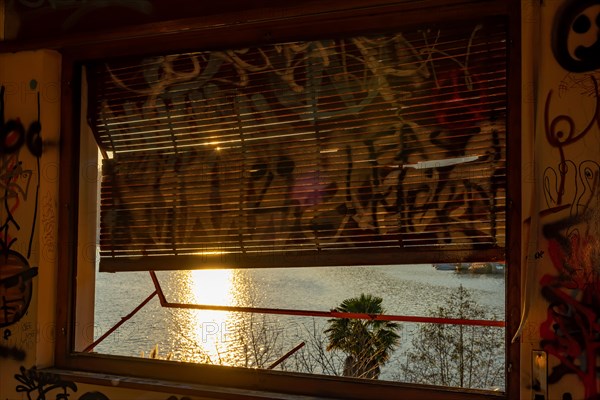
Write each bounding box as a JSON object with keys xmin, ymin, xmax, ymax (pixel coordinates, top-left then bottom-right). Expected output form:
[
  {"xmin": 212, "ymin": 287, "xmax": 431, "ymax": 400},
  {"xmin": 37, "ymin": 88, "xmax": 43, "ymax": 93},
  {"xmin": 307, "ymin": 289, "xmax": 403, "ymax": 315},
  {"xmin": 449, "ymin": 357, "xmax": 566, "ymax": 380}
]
[
  {"xmin": 433, "ymin": 262, "xmax": 505, "ymax": 274},
  {"xmin": 433, "ymin": 263, "xmax": 458, "ymax": 271},
  {"xmin": 468, "ymin": 262, "xmax": 505, "ymax": 274}
]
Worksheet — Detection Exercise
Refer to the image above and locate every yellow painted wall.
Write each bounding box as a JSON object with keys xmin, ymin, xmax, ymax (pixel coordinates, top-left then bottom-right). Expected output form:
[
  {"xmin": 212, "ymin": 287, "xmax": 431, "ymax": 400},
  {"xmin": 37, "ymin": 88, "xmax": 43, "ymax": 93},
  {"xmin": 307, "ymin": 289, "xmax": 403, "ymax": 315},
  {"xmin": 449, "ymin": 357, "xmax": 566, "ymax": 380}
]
[
  {"xmin": 521, "ymin": 1, "xmax": 600, "ymax": 399},
  {"xmin": 0, "ymin": 48, "xmax": 203, "ymax": 400},
  {"xmin": 0, "ymin": 50, "xmax": 61, "ymax": 395}
]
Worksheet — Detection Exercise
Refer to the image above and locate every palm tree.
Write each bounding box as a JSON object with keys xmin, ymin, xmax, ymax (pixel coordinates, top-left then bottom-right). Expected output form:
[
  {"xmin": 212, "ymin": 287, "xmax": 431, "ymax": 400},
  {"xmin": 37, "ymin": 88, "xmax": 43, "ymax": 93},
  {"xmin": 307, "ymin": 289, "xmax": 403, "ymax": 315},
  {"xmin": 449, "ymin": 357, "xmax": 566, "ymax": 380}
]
[{"xmin": 325, "ymin": 293, "xmax": 400, "ymax": 379}]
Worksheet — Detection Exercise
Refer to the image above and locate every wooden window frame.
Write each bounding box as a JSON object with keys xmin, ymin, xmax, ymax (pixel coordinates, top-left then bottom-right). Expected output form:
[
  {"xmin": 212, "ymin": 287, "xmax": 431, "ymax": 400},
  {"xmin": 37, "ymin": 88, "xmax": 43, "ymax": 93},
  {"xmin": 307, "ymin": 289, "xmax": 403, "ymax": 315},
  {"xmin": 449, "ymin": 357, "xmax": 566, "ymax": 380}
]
[{"xmin": 53, "ymin": 1, "xmax": 522, "ymax": 399}]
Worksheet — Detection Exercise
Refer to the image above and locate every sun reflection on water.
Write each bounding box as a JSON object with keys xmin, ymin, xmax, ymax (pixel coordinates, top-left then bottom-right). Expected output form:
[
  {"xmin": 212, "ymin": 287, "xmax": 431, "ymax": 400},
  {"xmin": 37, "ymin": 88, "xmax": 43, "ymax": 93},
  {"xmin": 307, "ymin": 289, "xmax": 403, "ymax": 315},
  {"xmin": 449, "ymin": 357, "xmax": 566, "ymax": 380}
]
[
  {"xmin": 190, "ymin": 269, "xmax": 235, "ymax": 305},
  {"xmin": 186, "ymin": 269, "xmax": 240, "ymax": 364}
]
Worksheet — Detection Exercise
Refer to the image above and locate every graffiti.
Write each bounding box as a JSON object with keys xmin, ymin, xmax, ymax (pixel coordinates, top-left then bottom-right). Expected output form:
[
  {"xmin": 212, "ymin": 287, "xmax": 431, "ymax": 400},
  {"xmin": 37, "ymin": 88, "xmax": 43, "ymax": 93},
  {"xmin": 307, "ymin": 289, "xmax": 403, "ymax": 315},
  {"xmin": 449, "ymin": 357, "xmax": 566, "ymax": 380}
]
[
  {"xmin": 0, "ymin": 250, "xmax": 38, "ymax": 327},
  {"xmin": 18, "ymin": 321, "xmax": 37, "ymax": 349},
  {"xmin": 552, "ymin": 0, "xmax": 600, "ymax": 73},
  {"xmin": 0, "ymin": 158, "xmax": 33, "ymax": 202},
  {"xmin": 14, "ymin": 366, "xmax": 78, "ymax": 399},
  {"xmin": 0, "ymin": 343, "xmax": 26, "ymax": 360},
  {"xmin": 540, "ymin": 89, "xmax": 600, "ymax": 399},
  {"xmin": 97, "ymin": 25, "xmax": 507, "ymax": 261},
  {"xmin": 0, "ymin": 81, "xmax": 43, "ymax": 327},
  {"xmin": 0, "ymin": 159, "xmax": 39, "ymax": 327},
  {"xmin": 0, "ymin": 85, "xmax": 42, "ymax": 261},
  {"xmin": 40, "ymin": 192, "xmax": 57, "ymax": 259},
  {"xmin": 11, "ymin": 375, "xmax": 194, "ymax": 400},
  {"xmin": 78, "ymin": 392, "xmax": 110, "ymax": 400},
  {"xmin": 0, "ymin": 86, "xmax": 43, "ymax": 158},
  {"xmin": 11, "ymin": 369, "xmax": 192, "ymax": 400},
  {"xmin": 540, "ymin": 68, "xmax": 600, "ymax": 397},
  {"xmin": 0, "ymin": 118, "xmax": 42, "ymax": 156},
  {"xmin": 540, "ymin": 221, "xmax": 600, "ymax": 400},
  {"xmin": 3, "ymin": 322, "xmax": 38, "ymax": 351},
  {"xmin": 0, "ymin": 84, "xmax": 42, "ymax": 257},
  {"xmin": 534, "ymin": 250, "xmax": 545, "ymax": 260},
  {"xmin": 558, "ymin": 72, "xmax": 600, "ymax": 99},
  {"xmin": 543, "ymin": 160, "xmax": 600, "ymax": 219},
  {"xmin": 543, "ymin": 76, "xmax": 599, "ymax": 205}
]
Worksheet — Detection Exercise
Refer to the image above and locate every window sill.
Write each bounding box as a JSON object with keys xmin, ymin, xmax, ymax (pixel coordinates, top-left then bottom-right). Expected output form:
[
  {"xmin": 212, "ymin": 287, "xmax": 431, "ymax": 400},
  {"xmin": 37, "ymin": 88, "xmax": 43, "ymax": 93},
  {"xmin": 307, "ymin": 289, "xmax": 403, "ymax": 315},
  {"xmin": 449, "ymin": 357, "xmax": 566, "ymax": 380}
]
[
  {"xmin": 44, "ymin": 368, "xmax": 506, "ymax": 400},
  {"xmin": 43, "ymin": 368, "xmax": 335, "ymax": 400}
]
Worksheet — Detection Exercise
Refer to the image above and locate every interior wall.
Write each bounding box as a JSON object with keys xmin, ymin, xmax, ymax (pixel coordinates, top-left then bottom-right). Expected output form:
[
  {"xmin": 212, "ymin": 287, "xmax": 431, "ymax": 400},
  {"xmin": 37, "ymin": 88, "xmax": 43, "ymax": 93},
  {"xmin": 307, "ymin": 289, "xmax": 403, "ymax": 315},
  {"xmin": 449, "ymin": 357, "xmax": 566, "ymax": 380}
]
[
  {"xmin": 521, "ymin": 0, "xmax": 600, "ymax": 400},
  {"xmin": 0, "ymin": 48, "xmax": 59, "ymax": 389},
  {"xmin": 0, "ymin": 49, "xmax": 205, "ymax": 400}
]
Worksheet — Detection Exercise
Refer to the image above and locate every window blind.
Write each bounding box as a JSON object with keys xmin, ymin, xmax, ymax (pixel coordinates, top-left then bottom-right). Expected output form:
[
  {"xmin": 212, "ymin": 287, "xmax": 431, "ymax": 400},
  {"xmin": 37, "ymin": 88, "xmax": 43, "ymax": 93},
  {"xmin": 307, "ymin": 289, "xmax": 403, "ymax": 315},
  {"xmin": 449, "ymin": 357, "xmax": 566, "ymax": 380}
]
[{"xmin": 89, "ymin": 20, "xmax": 508, "ymax": 272}]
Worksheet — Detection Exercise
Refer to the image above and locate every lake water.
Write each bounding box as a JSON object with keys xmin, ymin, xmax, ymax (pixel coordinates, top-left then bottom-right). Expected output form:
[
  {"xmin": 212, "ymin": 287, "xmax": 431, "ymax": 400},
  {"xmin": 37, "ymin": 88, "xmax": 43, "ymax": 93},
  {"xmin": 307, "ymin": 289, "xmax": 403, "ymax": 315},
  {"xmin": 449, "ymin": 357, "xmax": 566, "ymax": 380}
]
[{"xmin": 93, "ymin": 264, "xmax": 505, "ymax": 386}]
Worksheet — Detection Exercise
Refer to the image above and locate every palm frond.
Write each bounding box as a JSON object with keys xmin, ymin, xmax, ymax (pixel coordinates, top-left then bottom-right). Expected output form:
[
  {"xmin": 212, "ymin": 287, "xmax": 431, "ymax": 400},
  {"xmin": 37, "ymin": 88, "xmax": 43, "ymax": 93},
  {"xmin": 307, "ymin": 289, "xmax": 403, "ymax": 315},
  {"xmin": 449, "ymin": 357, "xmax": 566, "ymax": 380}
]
[{"xmin": 325, "ymin": 293, "xmax": 401, "ymax": 379}]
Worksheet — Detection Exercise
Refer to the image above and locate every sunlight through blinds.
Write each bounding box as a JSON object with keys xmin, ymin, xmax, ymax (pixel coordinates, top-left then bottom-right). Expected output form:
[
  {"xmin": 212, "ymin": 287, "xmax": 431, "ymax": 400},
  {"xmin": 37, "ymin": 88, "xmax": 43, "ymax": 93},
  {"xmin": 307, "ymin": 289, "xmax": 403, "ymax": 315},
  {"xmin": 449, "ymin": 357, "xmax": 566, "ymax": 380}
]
[{"xmin": 88, "ymin": 19, "xmax": 508, "ymax": 272}]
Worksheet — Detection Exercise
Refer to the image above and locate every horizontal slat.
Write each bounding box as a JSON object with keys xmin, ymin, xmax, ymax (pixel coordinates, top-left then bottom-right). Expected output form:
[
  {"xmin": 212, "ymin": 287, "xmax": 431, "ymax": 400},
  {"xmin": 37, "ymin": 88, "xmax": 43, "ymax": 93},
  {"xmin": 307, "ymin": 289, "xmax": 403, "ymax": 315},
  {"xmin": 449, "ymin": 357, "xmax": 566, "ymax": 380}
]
[
  {"xmin": 94, "ymin": 71, "xmax": 507, "ymax": 124},
  {"xmin": 98, "ymin": 247, "xmax": 505, "ymax": 272},
  {"xmin": 91, "ymin": 36, "xmax": 507, "ymax": 153},
  {"xmin": 99, "ymin": 175, "xmax": 507, "ymax": 198},
  {"xmin": 94, "ymin": 90, "xmax": 506, "ymax": 133},
  {"xmin": 98, "ymin": 221, "xmax": 507, "ymax": 239}
]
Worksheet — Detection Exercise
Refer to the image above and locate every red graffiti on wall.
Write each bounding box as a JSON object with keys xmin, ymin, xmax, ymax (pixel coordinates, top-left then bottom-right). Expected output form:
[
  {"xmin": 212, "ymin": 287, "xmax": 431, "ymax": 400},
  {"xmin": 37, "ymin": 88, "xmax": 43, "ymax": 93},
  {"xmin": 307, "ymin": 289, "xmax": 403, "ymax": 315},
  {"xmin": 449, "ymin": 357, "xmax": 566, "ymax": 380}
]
[{"xmin": 540, "ymin": 231, "xmax": 600, "ymax": 400}]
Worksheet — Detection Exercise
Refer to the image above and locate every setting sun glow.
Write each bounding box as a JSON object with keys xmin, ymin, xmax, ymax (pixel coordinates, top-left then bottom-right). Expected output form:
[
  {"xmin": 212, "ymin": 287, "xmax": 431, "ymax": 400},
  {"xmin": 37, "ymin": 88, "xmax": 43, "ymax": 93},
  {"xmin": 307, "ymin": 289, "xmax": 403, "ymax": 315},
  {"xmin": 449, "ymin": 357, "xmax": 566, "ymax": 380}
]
[{"xmin": 186, "ymin": 269, "xmax": 238, "ymax": 364}]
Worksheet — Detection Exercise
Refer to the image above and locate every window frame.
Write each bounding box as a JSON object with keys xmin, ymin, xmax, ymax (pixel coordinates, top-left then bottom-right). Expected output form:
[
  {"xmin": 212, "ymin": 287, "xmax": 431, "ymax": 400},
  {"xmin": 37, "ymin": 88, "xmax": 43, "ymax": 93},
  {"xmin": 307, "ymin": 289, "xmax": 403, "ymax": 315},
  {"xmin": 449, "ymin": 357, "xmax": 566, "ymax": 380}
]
[{"xmin": 55, "ymin": 1, "xmax": 522, "ymax": 399}]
